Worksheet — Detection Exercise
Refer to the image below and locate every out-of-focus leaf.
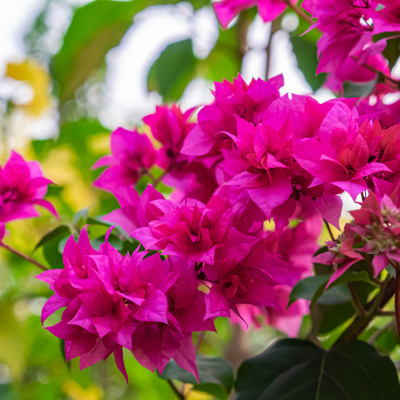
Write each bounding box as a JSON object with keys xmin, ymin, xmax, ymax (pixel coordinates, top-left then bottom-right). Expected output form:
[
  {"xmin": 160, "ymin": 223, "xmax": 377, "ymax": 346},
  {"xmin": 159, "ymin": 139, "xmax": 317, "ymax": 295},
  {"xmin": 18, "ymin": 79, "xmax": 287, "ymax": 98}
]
[
  {"xmin": 160, "ymin": 355, "xmax": 234, "ymax": 400},
  {"xmin": 343, "ymin": 79, "xmax": 377, "ymax": 98},
  {"xmin": 0, "ymin": 303, "xmax": 25, "ymax": 379},
  {"xmin": 53, "ymin": 0, "xmax": 167, "ymax": 104},
  {"xmin": 72, "ymin": 207, "xmax": 89, "ymax": 230},
  {"xmin": 290, "ymin": 34, "xmax": 326, "ymax": 92},
  {"xmin": 91, "ymin": 234, "xmax": 123, "ymax": 251},
  {"xmin": 147, "ymin": 39, "xmax": 197, "ymax": 101},
  {"xmin": 198, "ymin": 28, "xmax": 241, "ymax": 81},
  {"xmin": 236, "ymin": 339, "xmax": 400, "ymax": 400},
  {"xmin": 34, "ymin": 225, "xmax": 71, "ymax": 252}
]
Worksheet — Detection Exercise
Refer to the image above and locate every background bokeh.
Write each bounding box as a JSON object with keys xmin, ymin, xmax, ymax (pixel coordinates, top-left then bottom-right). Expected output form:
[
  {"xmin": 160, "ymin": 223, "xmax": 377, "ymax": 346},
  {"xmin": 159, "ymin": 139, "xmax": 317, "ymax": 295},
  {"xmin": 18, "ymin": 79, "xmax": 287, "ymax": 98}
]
[{"xmin": 1, "ymin": 0, "xmax": 393, "ymax": 399}]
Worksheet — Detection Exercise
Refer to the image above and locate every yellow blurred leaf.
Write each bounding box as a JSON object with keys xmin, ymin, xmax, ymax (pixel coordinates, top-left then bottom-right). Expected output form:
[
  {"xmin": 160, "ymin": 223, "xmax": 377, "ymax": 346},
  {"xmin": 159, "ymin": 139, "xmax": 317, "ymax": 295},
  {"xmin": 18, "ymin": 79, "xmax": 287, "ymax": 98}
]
[
  {"xmin": 62, "ymin": 378, "xmax": 103, "ymax": 400},
  {"xmin": 0, "ymin": 303, "xmax": 25, "ymax": 380},
  {"xmin": 6, "ymin": 59, "xmax": 51, "ymax": 116}
]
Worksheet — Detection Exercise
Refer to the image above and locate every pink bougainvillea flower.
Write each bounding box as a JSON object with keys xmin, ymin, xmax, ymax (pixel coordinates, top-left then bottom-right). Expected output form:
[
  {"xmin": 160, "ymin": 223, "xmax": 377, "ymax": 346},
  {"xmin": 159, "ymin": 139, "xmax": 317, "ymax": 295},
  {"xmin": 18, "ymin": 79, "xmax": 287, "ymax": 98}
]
[
  {"xmin": 131, "ymin": 265, "xmax": 215, "ymax": 379},
  {"xmin": 102, "ymin": 184, "xmax": 164, "ymax": 235},
  {"xmin": 302, "ymin": 0, "xmax": 400, "ymax": 76},
  {"xmin": 371, "ymin": 1, "xmax": 400, "ymax": 34},
  {"xmin": 295, "ymin": 102, "xmax": 391, "ymax": 200},
  {"xmin": 265, "ymin": 285, "xmax": 309, "ymax": 337},
  {"xmin": 201, "ymin": 242, "xmax": 301, "ymax": 320},
  {"xmin": 181, "ymin": 74, "xmax": 283, "ymax": 157},
  {"xmin": 265, "ymin": 206, "xmax": 322, "ymax": 277},
  {"xmin": 325, "ymin": 52, "xmax": 390, "ymax": 93},
  {"xmin": 36, "ymin": 227, "xmax": 214, "ymax": 381},
  {"xmin": 143, "ymin": 104, "xmax": 220, "ymax": 204},
  {"xmin": 132, "ymin": 194, "xmax": 259, "ymax": 265},
  {"xmin": 92, "ymin": 128, "xmax": 156, "ymax": 200},
  {"xmin": 357, "ymin": 83, "xmax": 400, "ymax": 129},
  {"xmin": 143, "ymin": 104, "xmax": 196, "ymax": 170},
  {"xmin": 0, "ymin": 151, "xmax": 58, "ymax": 223},
  {"xmin": 212, "ymin": 0, "xmax": 297, "ymax": 29},
  {"xmin": 350, "ymin": 185, "xmax": 400, "ymax": 276},
  {"xmin": 313, "ymin": 224, "xmax": 364, "ymax": 289}
]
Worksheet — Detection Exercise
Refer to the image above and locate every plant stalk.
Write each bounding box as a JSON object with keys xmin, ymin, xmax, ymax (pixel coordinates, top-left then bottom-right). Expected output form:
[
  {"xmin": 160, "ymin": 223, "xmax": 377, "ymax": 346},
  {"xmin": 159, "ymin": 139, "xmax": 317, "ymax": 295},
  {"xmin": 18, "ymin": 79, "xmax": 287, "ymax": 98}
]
[
  {"xmin": 167, "ymin": 379, "xmax": 185, "ymax": 400},
  {"xmin": 0, "ymin": 243, "xmax": 48, "ymax": 271}
]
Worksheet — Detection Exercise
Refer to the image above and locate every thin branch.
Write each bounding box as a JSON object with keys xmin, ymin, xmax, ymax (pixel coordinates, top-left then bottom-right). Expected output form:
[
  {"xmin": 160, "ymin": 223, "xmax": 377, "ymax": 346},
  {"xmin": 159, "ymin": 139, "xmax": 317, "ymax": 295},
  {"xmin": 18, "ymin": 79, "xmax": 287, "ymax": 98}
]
[
  {"xmin": 363, "ymin": 252, "xmax": 375, "ymax": 280},
  {"xmin": 167, "ymin": 379, "xmax": 185, "ymax": 400},
  {"xmin": 0, "ymin": 243, "xmax": 48, "ymax": 271},
  {"xmin": 323, "ymin": 219, "xmax": 335, "ymax": 241},
  {"xmin": 351, "ymin": 55, "xmax": 400, "ymax": 88},
  {"xmin": 377, "ymin": 310, "xmax": 396, "ymax": 316},
  {"xmin": 284, "ymin": 0, "xmax": 314, "ymax": 25},
  {"xmin": 368, "ymin": 320, "xmax": 393, "ymax": 344},
  {"xmin": 348, "ymin": 282, "xmax": 367, "ymax": 316}
]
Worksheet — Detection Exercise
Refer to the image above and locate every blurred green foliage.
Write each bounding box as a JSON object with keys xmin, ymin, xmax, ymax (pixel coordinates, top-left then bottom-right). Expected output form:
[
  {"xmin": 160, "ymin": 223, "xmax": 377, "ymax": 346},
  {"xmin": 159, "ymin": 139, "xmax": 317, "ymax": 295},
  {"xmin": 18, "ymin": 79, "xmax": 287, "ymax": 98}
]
[{"xmin": 3, "ymin": 0, "xmax": 399, "ymax": 398}]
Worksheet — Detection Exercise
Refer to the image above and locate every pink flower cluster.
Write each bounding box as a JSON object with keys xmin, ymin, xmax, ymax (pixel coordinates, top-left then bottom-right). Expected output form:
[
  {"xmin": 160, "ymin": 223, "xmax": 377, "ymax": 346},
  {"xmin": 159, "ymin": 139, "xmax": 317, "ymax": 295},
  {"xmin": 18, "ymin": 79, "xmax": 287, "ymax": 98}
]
[
  {"xmin": 41, "ymin": 72, "xmax": 400, "ymax": 379},
  {"xmin": 37, "ymin": 228, "xmax": 214, "ymax": 382},
  {"xmin": 212, "ymin": 0, "xmax": 297, "ymax": 29},
  {"xmin": 212, "ymin": 0, "xmax": 400, "ymax": 92},
  {"xmin": 315, "ymin": 178, "xmax": 400, "ymax": 287},
  {"xmin": 0, "ymin": 151, "xmax": 57, "ymax": 236}
]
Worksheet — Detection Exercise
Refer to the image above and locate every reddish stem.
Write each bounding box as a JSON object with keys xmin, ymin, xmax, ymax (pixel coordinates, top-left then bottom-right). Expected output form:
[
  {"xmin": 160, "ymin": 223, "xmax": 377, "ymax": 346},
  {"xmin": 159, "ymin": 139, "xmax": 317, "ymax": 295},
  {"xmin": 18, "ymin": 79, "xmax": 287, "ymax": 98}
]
[{"xmin": 0, "ymin": 242, "xmax": 48, "ymax": 271}]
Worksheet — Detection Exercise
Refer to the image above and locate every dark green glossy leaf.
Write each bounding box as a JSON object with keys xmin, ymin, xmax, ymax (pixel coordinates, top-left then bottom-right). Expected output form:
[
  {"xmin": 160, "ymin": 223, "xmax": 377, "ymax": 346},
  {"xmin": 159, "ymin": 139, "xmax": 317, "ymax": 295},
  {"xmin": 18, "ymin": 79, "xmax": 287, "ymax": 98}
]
[
  {"xmin": 311, "ymin": 270, "xmax": 372, "ymax": 306},
  {"xmin": 288, "ymin": 275, "xmax": 328, "ymax": 307},
  {"xmin": 236, "ymin": 339, "xmax": 400, "ymax": 400},
  {"xmin": 159, "ymin": 355, "xmax": 234, "ymax": 400},
  {"xmin": 147, "ymin": 39, "xmax": 196, "ymax": 101},
  {"xmin": 319, "ymin": 281, "xmax": 374, "ymax": 334}
]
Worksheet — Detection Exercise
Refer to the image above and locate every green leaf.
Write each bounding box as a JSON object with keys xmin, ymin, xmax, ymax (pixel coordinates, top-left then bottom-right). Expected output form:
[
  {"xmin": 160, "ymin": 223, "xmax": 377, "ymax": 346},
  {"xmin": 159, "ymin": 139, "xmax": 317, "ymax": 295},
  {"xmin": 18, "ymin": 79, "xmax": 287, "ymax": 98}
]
[
  {"xmin": 311, "ymin": 270, "xmax": 372, "ymax": 306},
  {"xmin": 290, "ymin": 34, "xmax": 326, "ymax": 92},
  {"xmin": 147, "ymin": 39, "xmax": 197, "ymax": 101},
  {"xmin": 288, "ymin": 275, "xmax": 328, "ymax": 307},
  {"xmin": 33, "ymin": 225, "xmax": 71, "ymax": 252},
  {"xmin": 319, "ymin": 281, "xmax": 374, "ymax": 334},
  {"xmin": 159, "ymin": 355, "xmax": 234, "ymax": 400},
  {"xmin": 236, "ymin": 339, "xmax": 400, "ymax": 400},
  {"xmin": 72, "ymin": 207, "xmax": 89, "ymax": 230},
  {"xmin": 53, "ymin": 0, "xmax": 192, "ymax": 105},
  {"xmin": 343, "ymin": 79, "xmax": 377, "ymax": 98},
  {"xmin": 198, "ymin": 28, "xmax": 241, "ymax": 82}
]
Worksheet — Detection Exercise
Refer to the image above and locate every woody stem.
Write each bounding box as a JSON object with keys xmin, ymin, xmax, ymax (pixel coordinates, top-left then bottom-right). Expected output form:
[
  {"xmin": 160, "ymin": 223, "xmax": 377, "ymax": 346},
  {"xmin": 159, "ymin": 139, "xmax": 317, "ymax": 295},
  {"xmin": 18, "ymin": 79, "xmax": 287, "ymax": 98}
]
[
  {"xmin": 348, "ymin": 282, "xmax": 367, "ymax": 316},
  {"xmin": 0, "ymin": 242, "xmax": 48, "ymax": 271},
  {"xmin": 323, "ymin": 219, "xmax": 335, "ymax": 241},
  {"xmin": 167, "ymin": 379, "xmax": 185, "ymax": 400},
  {"xmin": 283, "ymin": 0, "xmax": 314, "ymax": 25}
]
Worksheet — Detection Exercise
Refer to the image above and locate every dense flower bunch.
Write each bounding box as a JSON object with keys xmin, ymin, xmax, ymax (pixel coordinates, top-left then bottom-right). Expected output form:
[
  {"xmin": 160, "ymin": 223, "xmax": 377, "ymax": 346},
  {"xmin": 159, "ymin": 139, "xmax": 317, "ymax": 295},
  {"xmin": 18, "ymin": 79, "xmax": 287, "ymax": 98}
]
[
  {"xmin": 35, "ymin": 68, "xmax": 400, "ymax": 380},
  {"xmin": 212, "ymin": 0, "xmax": 400, "ymax": 94},
  {"xmin": 37, "ymin": 228, "xmax": 214, "ymax": 382},
  {"xmin": 315, "ymin": 179, "xmax": 400, "ymax": 288}
]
